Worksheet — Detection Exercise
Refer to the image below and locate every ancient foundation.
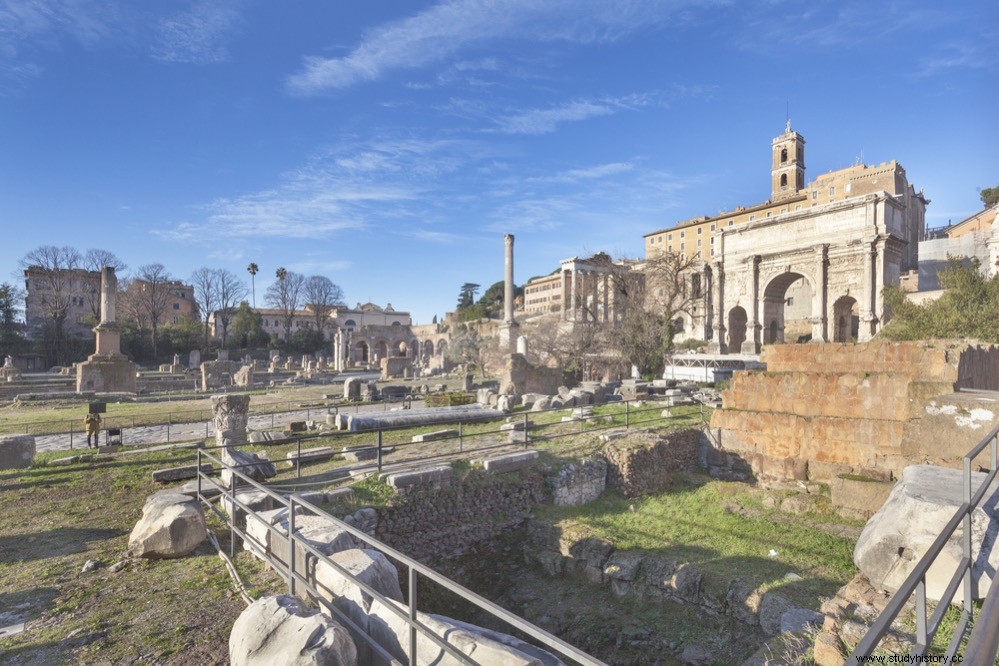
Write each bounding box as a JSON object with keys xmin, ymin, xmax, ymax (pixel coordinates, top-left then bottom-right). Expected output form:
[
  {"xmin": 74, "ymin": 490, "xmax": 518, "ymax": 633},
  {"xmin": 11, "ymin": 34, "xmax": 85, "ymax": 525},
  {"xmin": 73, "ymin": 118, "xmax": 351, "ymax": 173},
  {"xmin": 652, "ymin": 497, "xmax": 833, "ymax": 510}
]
[{"xmin": 710, "ymin": 340, "xmax": 999, "ymax": 482}]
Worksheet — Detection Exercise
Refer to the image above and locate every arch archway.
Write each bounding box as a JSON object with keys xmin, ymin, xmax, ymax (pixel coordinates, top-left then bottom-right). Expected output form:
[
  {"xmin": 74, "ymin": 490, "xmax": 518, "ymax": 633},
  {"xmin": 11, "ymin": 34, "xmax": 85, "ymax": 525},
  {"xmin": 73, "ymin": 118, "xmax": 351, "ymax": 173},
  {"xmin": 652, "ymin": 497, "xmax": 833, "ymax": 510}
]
[
  {"xmin": 727, "ymin": 306, "xmax": 747, "ymax": 353},
  {"xmin": 421, "ymin": 340, "xmax": 433, "ymax": 358},
  {"xmin": 355, "ymin": 341, "xmax": 369, "ymax": 364},
  {"xmin": 833, "ymin": 296, "xmax": 860, "ymax": 342},
  {"xmin": 393, "ymin": 340, "xmax": 407, "ymax": 357},
  {"xmin": 374, "ymin": 340, "xmax": 389, "ymax": 360},
  {"xmin": 437, "ymin": 340, "xmax": 448, "ymax": 357},
  {"xmin": 762, "ymin": 272, "xmax": 813, "ymax": 344}
]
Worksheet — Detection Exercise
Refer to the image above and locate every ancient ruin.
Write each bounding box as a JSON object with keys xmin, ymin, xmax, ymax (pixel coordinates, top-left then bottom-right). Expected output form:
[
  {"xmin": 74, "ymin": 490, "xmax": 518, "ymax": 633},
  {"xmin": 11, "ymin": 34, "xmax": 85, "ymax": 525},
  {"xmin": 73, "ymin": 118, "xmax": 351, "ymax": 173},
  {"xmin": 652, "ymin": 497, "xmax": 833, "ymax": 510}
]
[{"xmin": 76, "ymin": 266, "xmax": 138, "ymax": 393}]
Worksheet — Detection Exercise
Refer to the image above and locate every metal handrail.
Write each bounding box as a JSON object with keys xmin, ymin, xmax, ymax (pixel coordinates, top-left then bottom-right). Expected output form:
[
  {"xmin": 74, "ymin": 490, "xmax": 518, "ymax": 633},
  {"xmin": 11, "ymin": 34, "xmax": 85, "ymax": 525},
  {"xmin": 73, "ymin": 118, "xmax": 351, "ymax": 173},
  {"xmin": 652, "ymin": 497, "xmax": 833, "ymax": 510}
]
[
  {"xmin": 849, "ymin": 422, "xmax": 999, "ymax": 661},
  {"xmin": 196, "ymin": 446, "xmax": 608, "ymax": 666}
]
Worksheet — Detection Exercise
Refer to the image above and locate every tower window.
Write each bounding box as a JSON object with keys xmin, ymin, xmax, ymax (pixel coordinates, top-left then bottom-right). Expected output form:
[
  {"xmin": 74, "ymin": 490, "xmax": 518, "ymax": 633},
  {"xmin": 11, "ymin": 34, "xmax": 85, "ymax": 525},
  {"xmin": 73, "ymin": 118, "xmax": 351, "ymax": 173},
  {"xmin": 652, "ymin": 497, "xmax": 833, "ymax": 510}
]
[
  {"xmin": 780, "ymin": 174, "xmax": 788, "ymax": 188},
  {"xmin": 829, "ymin": 186, "xmax": 835, "ymax": 196},
  {"xmin": 697, "ymin": 227, "xmax": 702, "ymax": 234},
  {"xmin": 749, "ymin": 215, "xmax": 755, "ymax": 221},
  {"xmin": 780, "ymin": 148, "xmax": 788, "ymax": 163}
]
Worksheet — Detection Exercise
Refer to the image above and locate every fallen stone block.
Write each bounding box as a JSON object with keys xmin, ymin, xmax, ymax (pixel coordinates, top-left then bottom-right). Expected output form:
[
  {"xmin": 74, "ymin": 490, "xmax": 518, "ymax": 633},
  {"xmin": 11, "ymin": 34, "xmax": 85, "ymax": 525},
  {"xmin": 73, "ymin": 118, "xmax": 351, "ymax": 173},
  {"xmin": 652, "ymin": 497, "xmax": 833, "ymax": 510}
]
[
  {"xmin": 531, "ymin": 396, "xmax": 553, "ymax": 412},
  {"xmin": 221, "ymin": 489, "xmax": 278, "ymax": 532},
  {"xmin": 151, "ymin": 463, "xmax": 213, "ymax": 483},
  {"xmin": 269, "ymin": 515, "xmax": 359, "ymax": 576},
  {"xmin": 830, "ymin": 474, "xmax": 894, "ymax": 519},
  {"xmin": 411, "ymin": 429, "xmax": 458, "ymax": 443},
  {"xmin": 313, "ymin": 548, "xmax": 404, "ymax": 664},
  {"xmin": 325, "ymin": 487, "xmax": 355, "ymax": 503},
  {"xmin": 480, "ymin": 450, "xmax": 539, "ymax": 474},
  {"xmin": 0, "ymin": 435, "xmax": 35, "ymax": 469},
  {"xmin": 221, "ymin": 446, "xmax": 276, "ymax": 488},
  {"xmin": 854, "ymin": 464, "xmax": 999, "ymax": 603},
  {"xmin": 285, "ymin": 447, "xmax": 335, "ymax": 464},
  {"xmin": 384, "ymin": 465, "xmax": 453, "ymax": 492},
  {"xmin": 367, "ymin": 598, "xmax": 563, "ymax": 666},
  {"xmin": 128, "ymin": 492, "xmax": 206, "ymax": 559},
  {"xmin": 229, "ymin": 595, "xmax": 356, "ymax": 666},
  {"xmin": 248, "ymin": 431, "xmax": 278, "ymax": 443},
  {"xmin": 245, "ymin": 505, "xmax": 304, "ymax": 560},
  {"xmin": 173, "ymin": 478, "xmax": 223, "ymax": 500},
  {"xmin": 341, "ymin": 445, "xmax": 393, "ymax": 462},
  {"xmin": 500, "ymin": 420, "xmax": 530, "ymax": 431}
]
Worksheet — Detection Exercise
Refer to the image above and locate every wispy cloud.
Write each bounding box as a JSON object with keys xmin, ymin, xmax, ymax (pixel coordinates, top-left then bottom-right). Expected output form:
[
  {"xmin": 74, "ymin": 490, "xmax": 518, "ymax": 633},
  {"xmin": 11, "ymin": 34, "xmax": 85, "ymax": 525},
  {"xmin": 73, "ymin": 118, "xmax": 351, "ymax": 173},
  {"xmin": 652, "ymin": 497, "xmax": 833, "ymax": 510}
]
[
  {"xmin": 286, "ymin": 0, "xmax": 722, "ymax": 94},
  {"xmin": 154, "ymin": 136, "xmax": 491, "ymax": 242},
  {"xmin": 914, "ymin": 42, "xmax": 995, "ymax": 77},
  {"xmin": 151, "ymin": 0, "xmax": 242, "ymax": 65},
  {"xmin": 406, "ymin": 229, "xmax": 467, "ymax": 244},
  {"xmin": 497, "ymin": 99, "xmax": 615, "ymax": 135}
]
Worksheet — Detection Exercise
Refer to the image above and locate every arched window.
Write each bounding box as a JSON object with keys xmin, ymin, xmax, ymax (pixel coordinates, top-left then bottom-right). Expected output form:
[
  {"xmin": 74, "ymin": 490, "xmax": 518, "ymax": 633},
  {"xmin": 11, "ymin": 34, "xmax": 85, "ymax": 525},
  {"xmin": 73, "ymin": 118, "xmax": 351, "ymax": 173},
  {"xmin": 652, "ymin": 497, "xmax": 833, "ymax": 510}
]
[
  {"xmin": 780, "ymin": 148, "xmax": 788, "ymax": 163},
  {"xmin": 780, "ymin": 173, "xmax": 788, "ymax": 188}
]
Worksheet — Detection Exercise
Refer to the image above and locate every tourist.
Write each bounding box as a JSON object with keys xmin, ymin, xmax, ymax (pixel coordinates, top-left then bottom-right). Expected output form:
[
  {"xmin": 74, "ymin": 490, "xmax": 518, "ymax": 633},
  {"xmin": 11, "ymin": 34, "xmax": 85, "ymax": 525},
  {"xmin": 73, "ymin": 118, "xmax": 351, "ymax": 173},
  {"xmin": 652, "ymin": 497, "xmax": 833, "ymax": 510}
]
[{"xmin": 85, "ymin": 412, "xmax": 102, "ymax": 448}]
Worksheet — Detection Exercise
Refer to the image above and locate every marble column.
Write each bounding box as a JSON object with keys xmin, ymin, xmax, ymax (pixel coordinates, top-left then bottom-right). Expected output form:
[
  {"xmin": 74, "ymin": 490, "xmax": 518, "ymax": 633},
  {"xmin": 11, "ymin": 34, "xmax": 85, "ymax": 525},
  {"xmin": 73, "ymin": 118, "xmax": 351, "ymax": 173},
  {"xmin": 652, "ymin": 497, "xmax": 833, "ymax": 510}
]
[
  {"xmin": 812, "ymin": 244, "xmax": 828, "ymax": 343},
  {"xmin": 503, "ymin": 234, "xmax": 515, "ymax": 324}
]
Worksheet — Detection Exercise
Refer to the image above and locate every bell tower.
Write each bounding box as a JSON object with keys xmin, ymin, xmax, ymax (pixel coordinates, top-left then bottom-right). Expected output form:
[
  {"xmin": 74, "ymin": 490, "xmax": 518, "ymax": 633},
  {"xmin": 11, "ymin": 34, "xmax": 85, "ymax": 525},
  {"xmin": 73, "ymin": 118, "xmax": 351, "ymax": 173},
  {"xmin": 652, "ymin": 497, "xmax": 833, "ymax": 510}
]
[{"xmin": 771, "ymin": 120, "xmax": 805, "ymax": 200}]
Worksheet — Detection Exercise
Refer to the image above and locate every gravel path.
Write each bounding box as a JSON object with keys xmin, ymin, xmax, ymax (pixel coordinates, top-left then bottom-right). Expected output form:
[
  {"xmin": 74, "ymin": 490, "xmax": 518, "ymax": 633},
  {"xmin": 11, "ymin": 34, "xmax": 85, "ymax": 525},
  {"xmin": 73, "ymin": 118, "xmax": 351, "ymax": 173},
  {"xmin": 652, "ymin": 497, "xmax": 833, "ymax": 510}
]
[{"xmin": 34, "ymin": 399, "xmax": 427, "ymax": 452}]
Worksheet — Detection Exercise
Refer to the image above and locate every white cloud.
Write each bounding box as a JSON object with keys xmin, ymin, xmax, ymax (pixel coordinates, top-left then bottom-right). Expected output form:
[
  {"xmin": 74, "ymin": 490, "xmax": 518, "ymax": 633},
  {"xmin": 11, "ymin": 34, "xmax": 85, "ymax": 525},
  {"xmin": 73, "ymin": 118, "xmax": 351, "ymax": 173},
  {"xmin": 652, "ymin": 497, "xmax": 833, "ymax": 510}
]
[
  {"xmin": 406, "ymin": 229, "xmax": 466, "ymax": 244},
  {"xmin": 496, "ymin": 99, "xmax": 615, "ymax": 135},
  {"xmin": 286, "ymin": 0, "xmax": 722, "ymax": 94},
  {"xmin": 151, "ymin": 0, "xmax": 241, "ymax": 64}
]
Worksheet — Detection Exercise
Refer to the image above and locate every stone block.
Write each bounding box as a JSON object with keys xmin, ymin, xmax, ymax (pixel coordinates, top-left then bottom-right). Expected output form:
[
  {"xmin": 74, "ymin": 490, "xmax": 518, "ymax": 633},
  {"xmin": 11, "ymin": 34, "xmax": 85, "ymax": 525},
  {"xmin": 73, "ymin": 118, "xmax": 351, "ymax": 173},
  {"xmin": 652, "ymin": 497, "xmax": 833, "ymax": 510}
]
[
  {"xmin": 0, "ymin": 435, "xmax": 35, "ymax": 469},
  {"xmin": 151, "ymin": 463, "xmax": 213, "ymax": 483},
  {"xmin": 480, "ymin": 450, "xmax": 539, "ymax": 474},
  {"xmin": 830, "ymin": 475, "xmax": 894, "ymax": 518},
  {"xmin": 781, "ymin": 608, "xmax": 824, "ymax": 634},
  {"xmin": 229, "ymin": 595, "xmax": 357, "ymax": 666},
  {"xmin": 384, "ymin": 465, "xmax": 452, "ymax": 492},
  {"xmin": 410, "ymin": 429, "xmax": 458, "ymax": 443},
  {"xmin": 285, "ymin": 447, "xmax": 335, "ymax": 464},
  {"xmin": 128, "ymin": 492, "xmax": 206, "ymax": 559},
  {"xmin": 854, "ymin": 464, "xmax": 999, "ymax": 603}
]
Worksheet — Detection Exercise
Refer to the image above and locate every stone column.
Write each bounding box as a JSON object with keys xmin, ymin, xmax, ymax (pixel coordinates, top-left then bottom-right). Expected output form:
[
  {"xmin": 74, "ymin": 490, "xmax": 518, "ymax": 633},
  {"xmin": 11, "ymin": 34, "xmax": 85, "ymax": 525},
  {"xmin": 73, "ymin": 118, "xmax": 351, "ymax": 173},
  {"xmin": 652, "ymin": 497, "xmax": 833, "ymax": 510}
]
[
  {"xmin": 570, "ymin": 266, "xmax": 577, "ymax": 322},
  {"xmin": 560, "ymin": 270, "xmax": 568, "ymax": 321},
  {"xmin": 504, "ymin": 234, "xmax": 515, "ymax": 324},
  {"xmin": 812, "ymin": 244, "xmax": 828, "ymax": 343},
  {"xmin": 710, "ymin": 261, "xmax": 726, "ymax": 353},
  {"xmin": 859, "ymin": 240, "xmax": 876, "ymax": 341},
  {"xmin": 591, "ymin": 271, "xmax": 599, "ymax": 323},
  {"xmin": 94, "ymin": 266, "xmax": 122, "ymax": 355},
  {"xmin": 873, "ymin": 238, "xmax": 886, "ymax": 334},
  {"xmin": 602, "ymin": 274, "xmax": 609, "ymax": 323},
  {"xmin": 212, "ymin": 394, "xmax": 250, "ymax": 447},
  {"xmin": 749, "ymin": 255, "xmax": 761, "ymax": 354}
]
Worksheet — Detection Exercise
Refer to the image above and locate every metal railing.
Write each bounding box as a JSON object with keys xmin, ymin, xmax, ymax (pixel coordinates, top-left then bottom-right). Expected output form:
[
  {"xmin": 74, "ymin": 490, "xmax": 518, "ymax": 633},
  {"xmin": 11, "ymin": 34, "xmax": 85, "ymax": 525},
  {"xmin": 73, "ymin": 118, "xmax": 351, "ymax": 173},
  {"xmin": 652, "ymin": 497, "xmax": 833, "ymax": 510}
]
[
  {"xmin": 849, "ymin": 422, "xmax": 999, "ymax": 663},
  {"xmin": 196, "ymin": 448, "xmax": 608, "ymax": 666}
]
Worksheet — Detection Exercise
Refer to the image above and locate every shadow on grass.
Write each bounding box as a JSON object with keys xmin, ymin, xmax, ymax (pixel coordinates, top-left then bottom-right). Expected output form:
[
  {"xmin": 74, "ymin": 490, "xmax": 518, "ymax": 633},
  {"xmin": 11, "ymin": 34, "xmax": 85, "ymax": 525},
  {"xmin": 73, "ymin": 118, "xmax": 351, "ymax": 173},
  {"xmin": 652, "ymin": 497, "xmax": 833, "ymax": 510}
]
[
  {"xmin": 0, "ymin": 587, "xmax": 58, "ymax": 628},
  {"xmin": 0, "ymin": 527, "xmax": 123, "ymax": 563}
]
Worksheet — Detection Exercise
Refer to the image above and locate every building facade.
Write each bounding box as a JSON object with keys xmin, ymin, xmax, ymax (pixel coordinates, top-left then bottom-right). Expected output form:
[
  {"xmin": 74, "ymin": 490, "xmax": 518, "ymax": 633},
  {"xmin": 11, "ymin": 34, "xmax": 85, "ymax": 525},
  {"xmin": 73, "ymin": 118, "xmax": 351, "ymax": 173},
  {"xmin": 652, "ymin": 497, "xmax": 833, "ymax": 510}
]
[
  {"xmin": 23, "ymin": 266, "xmax": 101, "ymax": 339},
  {"xmin": 643, "ymin": 124, "xmax": 929, "ymax": 352}
]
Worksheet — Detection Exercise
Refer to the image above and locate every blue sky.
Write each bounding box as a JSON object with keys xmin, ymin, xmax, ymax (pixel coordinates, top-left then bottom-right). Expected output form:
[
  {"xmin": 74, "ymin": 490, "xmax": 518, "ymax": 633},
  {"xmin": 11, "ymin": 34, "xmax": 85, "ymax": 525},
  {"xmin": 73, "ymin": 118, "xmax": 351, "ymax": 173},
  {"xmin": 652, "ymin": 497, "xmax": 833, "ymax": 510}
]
[{"xmin": 1, "ymin": 0, "xmax": 996, "ymax": 324}]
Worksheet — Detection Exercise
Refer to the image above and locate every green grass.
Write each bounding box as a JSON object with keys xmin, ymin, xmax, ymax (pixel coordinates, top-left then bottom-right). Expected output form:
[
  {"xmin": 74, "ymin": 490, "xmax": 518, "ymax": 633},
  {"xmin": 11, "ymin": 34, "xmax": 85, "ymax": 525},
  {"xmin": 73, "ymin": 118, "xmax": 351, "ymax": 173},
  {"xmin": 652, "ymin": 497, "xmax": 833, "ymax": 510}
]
[{"xmin": 534, "ymin": 477, "xmax": 859, "ymax": 607}]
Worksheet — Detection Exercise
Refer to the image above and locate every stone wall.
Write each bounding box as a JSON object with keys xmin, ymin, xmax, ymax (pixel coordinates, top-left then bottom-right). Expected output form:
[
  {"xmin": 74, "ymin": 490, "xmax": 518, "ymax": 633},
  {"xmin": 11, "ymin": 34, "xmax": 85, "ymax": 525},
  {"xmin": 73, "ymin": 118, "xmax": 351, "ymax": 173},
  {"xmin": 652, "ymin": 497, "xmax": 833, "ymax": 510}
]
[
  {"xmin": 710, "ymin": 340, "xmax": 999, "ymax": 482},
  {"xmin": 548, "ymin": 460, "xmax": 607, "ymax": 506},
  {"xmin": 604, "ymin": 431, "xmax": 700, "ymax": 498},
  {"xmin": 374, "ymin": 470, "xmax": 546, "ymax": 562},
  {"xmin": 501, "ymin": 352, "xmax": 563, "ymax": 396},
  {"xmin": 201, "ymin": 360, "xmax": 253, "ymax": 391}
]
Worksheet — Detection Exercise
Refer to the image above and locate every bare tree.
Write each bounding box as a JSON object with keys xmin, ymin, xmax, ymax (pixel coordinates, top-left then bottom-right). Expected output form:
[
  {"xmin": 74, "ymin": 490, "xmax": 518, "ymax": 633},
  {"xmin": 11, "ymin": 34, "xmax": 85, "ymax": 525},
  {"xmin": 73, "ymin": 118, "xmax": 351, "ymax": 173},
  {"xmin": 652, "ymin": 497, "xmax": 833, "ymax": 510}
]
[
  {"xmin": 190, "ymin": 267, "xmax": 219, "ymax": 348},
  {"xmin": 524, "ymin": 313, "xmax": 607, "ymax": 379},
  {"xmin": 612, "ymin": 251, "xmax": 699, "ymax": 377},
  {"xmin": 136, "ymin": 263, "xmax": 172, "ymax": 360},
  {"xmin": 82, "ymin": 249, "xmax": 127, "ymax": 321},
  {"xmin": 117, "ymin": 277, "xmax": 149, "ymax": 332},
  {"xmin": 18, "ymin": 246, "xmax": 82, "ymax": 364},
  {"xmin": 215, "ymin": 269, "xmax": 249, "ymax": 348},
  {"xmin": 265, "ymin": 268, "xmax": 305, "ymax": 342},
  {"xmin": 304, "ymin": 275, "xmax": 344, "ymax": 340}
]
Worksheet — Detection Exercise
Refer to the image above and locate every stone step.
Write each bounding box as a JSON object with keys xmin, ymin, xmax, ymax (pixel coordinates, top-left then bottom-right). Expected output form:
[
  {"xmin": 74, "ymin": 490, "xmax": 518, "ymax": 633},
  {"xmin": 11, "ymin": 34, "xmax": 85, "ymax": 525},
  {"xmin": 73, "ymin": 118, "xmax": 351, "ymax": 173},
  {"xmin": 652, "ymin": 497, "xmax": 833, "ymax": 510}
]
[
  {"xmin": 478, "ymin": 450, "xmax": 539, "ymax": 474},
  {"xmin": 411, "ymin": 429, "xmax": 458, "ymax": 443}
]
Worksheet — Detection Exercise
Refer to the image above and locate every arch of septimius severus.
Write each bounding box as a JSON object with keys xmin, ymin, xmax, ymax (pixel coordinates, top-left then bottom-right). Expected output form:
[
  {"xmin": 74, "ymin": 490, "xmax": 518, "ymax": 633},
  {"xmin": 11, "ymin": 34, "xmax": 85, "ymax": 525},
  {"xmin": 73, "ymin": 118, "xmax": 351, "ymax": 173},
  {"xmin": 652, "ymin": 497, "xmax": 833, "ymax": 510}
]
[{"xmin": 643, "ymin": 123, "xmax": 928, "ymax": 355}]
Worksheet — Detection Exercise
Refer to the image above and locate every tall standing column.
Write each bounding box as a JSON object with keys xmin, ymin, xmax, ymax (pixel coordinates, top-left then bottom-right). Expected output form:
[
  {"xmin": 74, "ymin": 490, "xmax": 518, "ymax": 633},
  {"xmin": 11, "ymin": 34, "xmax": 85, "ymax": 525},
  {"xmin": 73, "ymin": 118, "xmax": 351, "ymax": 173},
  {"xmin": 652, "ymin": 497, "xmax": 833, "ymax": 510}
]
[
  {"xmin": 749, "ymin": 255, "xmax": 761, "ymax": 354},
  {"xmin": 570, "ymin": 267, "xmax": 577, "ymax": 322},
  {"xmin": 812, "ymin": 244, "xmax": 828, "ymax": 343},
  {"xmin": 503, "ymin": 234, "xmax": 515, "ymax": 324},
  {"xmin": 859, "ymin": 239, "xmax": 876, "ymax": 341},
  {"xmin": 500, "ymin": 233, "xmax": 520, "ymax": 353}
]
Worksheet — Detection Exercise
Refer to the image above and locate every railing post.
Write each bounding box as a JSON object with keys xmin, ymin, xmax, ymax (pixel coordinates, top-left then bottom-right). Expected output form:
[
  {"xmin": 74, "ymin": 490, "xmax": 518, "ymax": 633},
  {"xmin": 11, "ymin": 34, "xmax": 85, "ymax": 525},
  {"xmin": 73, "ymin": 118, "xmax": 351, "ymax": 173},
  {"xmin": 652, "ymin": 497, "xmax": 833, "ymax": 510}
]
[
  {"xmin": 377, "ymin": 430, "xmax": 383, "ymax": 473},
  {"xmin": 229, "ymin": 479, "xmax": 236, "ymax": 559},
  {"xmin": 458, "ymin": 421, "xmax": 463, "ymax": 453},
  {"xmin": 297, "ymin": 438, "xmax": 302, "ymax": 479},
  {"xmin": 625, "ymin": 401, "xmax": 630, "ymax": 429},
  {"xmin": 288, "ymin": 496, "xmax": 296, "ymax": 596},
  {"xmin": 523, "ymin": 411, "xmax": 529, "ymax": 449},
  {"xmin": 964, "ymin": 456, "xmax": 974, "ymax": 614},
  {"xmin": 197, "ymin": 449, "xmax": 202, "ymax": 503},
  {"xmin": 69, "ymin": 424, "xmax": 73, "ymax": 450},
  {"xmin": 915, "ymin": 579, "xmax": 927, "ymax": 650},
  {"xmin": 408, "ymin": 565, "xmax": 418, "ymax": 666}
]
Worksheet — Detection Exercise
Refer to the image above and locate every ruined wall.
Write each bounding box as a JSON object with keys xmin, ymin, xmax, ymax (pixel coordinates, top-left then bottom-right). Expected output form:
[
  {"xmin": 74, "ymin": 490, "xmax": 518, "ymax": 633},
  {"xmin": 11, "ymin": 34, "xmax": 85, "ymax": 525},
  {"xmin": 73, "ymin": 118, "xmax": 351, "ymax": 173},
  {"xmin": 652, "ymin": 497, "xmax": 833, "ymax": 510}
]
[
  {"xmin": 375, "ymin": 470, "xmax": 546, "ymax": 562},
  {"xmin": 604, "ymin": 430, "xmax": 700, "ymax": 497},
  {"xmin": 501, "ymin": 352, "xmax": 563, "ymax": 396},
  {"xmin": 710, "ymin": 341, "xmax": 999, "ymax": 482}
]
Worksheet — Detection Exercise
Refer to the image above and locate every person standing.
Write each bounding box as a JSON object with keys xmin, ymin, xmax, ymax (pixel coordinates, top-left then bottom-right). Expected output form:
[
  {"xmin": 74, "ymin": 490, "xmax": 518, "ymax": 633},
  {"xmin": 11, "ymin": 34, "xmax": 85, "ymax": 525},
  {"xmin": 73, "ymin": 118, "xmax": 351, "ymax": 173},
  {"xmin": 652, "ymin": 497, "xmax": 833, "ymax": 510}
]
[{"xmin": 85, "ymin": 412, "xmax": 102, "ymax": 448}]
